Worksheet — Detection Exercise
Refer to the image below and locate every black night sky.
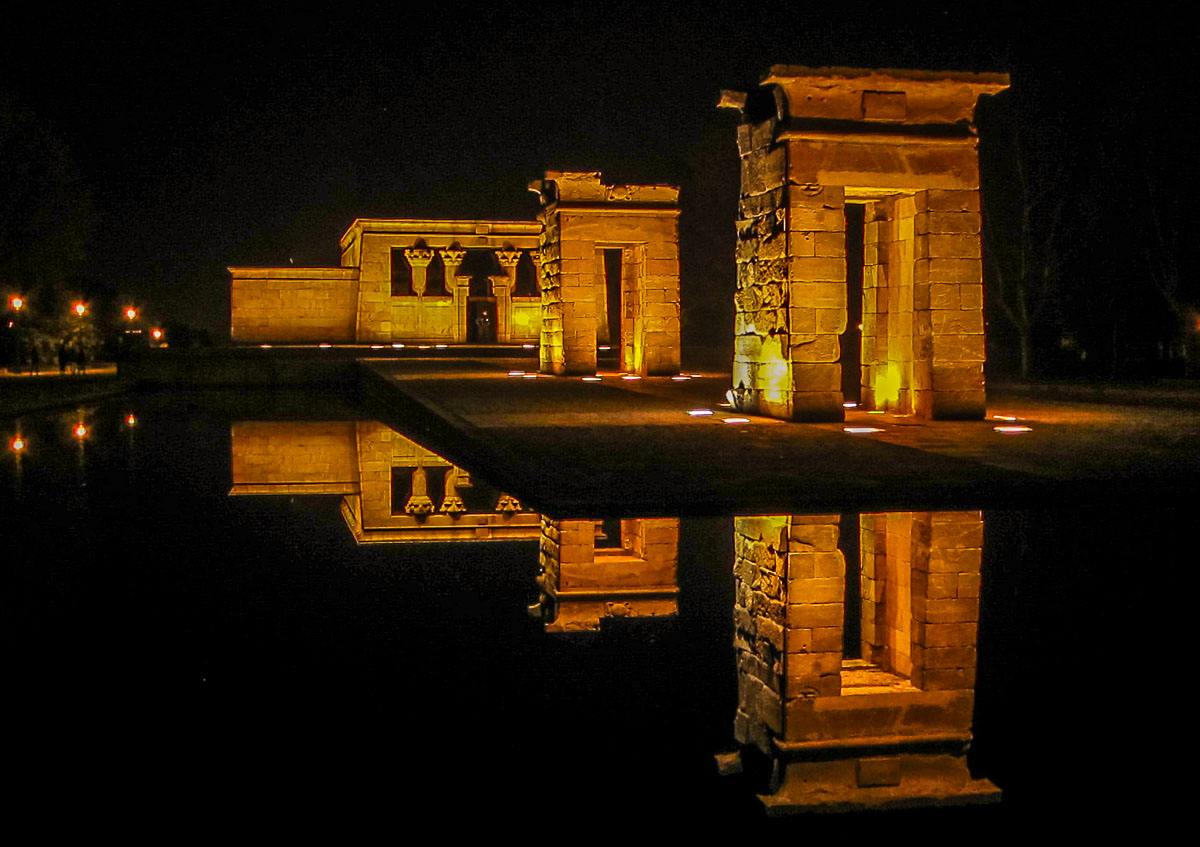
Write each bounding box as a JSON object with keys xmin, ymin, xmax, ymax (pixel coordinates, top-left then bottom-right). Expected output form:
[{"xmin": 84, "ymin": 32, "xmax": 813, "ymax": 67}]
[{"xmin": 2, "ymin": 3, "xmax": 1194, "ymax": 373}]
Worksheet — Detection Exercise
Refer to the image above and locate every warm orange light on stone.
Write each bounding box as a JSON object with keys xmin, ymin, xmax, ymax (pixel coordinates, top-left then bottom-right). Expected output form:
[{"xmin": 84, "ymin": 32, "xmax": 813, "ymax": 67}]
[
  {"xmin": 733, "ymin": 511, "xmax": 997, "ymax": 812},
  {"xmin": 721, "ymin": 67, "xmax": 1008, "ymax": 423}
]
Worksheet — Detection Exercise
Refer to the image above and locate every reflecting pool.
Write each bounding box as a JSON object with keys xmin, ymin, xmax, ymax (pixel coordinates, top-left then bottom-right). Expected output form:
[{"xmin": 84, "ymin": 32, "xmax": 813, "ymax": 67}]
[{"xmin": 2, "ymin": 391, "xmax": 1183, "ymax": 822}]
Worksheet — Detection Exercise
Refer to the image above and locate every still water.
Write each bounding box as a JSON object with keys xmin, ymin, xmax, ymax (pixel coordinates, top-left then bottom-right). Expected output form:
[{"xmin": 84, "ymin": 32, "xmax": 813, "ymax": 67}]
[{"xmin": 2, "ymin": 390, "xmax": 1183, "ymax": 822}]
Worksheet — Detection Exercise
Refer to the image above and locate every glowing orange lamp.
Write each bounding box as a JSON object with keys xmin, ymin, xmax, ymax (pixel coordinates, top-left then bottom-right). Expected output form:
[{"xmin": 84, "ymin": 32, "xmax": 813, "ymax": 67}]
[{"xmin": 73, "ymin": 302, "xmax": 87, "ymax": 317}]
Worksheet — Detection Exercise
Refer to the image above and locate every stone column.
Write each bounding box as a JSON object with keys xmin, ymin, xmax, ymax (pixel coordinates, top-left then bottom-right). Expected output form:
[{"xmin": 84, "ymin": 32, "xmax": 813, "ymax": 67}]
[
  {"xmin": 440, "ymin": 248, "xmax": 468, "ymax": 343},
  {"xmin": 404, "ymin": 466, "xmax": 434, "ymax": 515},
  {"xmin": 786, "ymin": 185, "xmax": 847, "ymax": 421},
  {"xmin": 439, "ymin": 466, "xmax": 466, "ymax": 515},
  {"xmin": 529, "ymin": 253, "xmax": 542, "ymax": 295},
  {"xmin": 404, "ymin": 248, "xmax": 434, "ymax": 339},
  {"xmin": 913, "ymin": 190, "xmax": 986, "ymax": 419},
  {"xmin": 909, "ymin": 511, "xmax": 983, "ymax": 690},
  {"xmin": 495, "ymin": 249, "xmax": 522, "ymax": 344},
  {"xmin": 403, "ymin": 248, "xmax": 434, "ymax": 296}
]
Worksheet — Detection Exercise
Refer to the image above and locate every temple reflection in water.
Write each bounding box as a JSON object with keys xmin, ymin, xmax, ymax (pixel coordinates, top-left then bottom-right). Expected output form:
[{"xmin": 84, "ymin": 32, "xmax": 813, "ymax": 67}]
[
  {"xmin": 228, "ymin": 419, "xmax": 992, "ymax": 810},
  {"xmin": 229, "ymin": 421, "xmax": 677, "ymax": 633}
]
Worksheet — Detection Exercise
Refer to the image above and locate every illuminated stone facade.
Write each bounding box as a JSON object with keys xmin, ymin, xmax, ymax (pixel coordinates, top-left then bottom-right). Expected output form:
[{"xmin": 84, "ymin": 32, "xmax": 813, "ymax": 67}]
[
  {"xmin": 721, "ymin": 67, "xmax": 1009, "ymax": 420},
  {"xmin": 230, "ymin": 172, "xmax": 681, "ymax": 376},
  {"xmin": 733, "ymin": 511, "xmax": 996, "ymax": 811},
  {"xmin": 530, "ymin": 172, "xmax": 682, "ymax": 376}
]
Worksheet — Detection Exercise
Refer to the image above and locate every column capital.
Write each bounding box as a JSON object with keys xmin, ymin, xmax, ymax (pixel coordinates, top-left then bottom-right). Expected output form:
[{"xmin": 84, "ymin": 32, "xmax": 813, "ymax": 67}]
[
  {"xmin": 439, "ymin": 248, "xmax": 467, "ymax": 266},
  {"xmin": 496, "ymin": 249, "xmax": 523, "ymax": 269},
  {"xmin": 404, "ymin": 248, "xmax": 434, "ymax": 267}
]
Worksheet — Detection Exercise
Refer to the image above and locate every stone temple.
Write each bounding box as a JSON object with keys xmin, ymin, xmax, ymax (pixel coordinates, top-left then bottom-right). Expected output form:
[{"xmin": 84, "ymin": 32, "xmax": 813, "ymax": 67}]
[
  {"xmin": 229, "ymin": 171, "xmax": 681, "ymax": 377},
  {"xmin": 720, "ymin": 66, "xmax": 1009, "ymax": 420}
]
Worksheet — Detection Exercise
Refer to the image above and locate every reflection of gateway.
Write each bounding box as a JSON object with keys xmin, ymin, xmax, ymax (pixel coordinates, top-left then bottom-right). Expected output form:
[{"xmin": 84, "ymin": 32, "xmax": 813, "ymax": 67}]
[
  {"xmin": 229, "ymin": 421, "xmax": 540, "ymax": 543},
  {"xmin": 733, "ymin": 511, "xmax": 998, "ymax": 812},
  {"xmin": 532, "ymin": 518, "xmax": 679, "ymax": 632}
]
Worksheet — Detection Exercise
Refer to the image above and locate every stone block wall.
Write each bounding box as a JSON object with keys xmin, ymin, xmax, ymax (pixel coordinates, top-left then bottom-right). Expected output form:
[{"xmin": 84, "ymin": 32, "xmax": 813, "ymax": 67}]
[{"xmin": 230, "ymin": 268, "xmax": 358, "ymax": 343}]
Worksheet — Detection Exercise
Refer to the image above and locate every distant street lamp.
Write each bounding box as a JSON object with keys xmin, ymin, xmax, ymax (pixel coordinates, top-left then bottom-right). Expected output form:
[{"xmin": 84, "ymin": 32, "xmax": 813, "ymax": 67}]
[
  {"xmin": 124, "ymin": 307, "xmax": 138, "ymax": 321},
  {"xmin": 8, "ymin": 295, "xmax": 25, "ymax": 312},
  {"xmin": 150, "ymin": 327, "xmax": 163, "ymax": 342},
  {"xmin": 10, "ymin": 435, "xmax": 25, "ymax": 453},
  {"xmin": 73, "ymin": 302, "xmax": 87, "ymax": 317},
  {"xmin": 73, "ymin": 422, "xmax": 88, "ymax": 439}
]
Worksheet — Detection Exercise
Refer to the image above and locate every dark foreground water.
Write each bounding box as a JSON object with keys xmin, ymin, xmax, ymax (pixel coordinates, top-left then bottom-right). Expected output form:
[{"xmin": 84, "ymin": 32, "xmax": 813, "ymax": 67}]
[{"xmin": 2, "ymin": 390, "xmax": 1185, "ymax": 826}]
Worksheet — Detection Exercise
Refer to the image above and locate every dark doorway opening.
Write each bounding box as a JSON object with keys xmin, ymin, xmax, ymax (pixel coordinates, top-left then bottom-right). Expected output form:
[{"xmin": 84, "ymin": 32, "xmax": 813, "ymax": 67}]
[
  {"xmin": 468, "ymin": 298, "xmax": 496, "ymax": 343},
  {"xmin": 840, "ymin": 512, "xmax": 861, "ymax": 659},
  {"xmin": 842, "ymin": 204, "xmax": 865, "ymax": 404},
  {"xmin": 601, "ymin": 248, "xmax": 623, "ymax": 351}
]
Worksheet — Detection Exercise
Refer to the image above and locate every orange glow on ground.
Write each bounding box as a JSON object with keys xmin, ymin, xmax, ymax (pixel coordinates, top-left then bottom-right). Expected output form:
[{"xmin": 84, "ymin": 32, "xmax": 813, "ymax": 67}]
[
  {"xmin": 622, "ymin": 375, "xmax": 641, "ymax": 381},
  {"xmin": 392, "ymin": 343, "xmax": 405, "ymax": 348},
  {"xmin": 581, "ymin": 376, "xmax": 602, "ymax": 382},
  {"xmin": 723, "ymin": 417, "xmax": 751, "ymax": 424},
  {"xmin": 688, "ymin": 409, "xmax": 714, "ymax": 416},
  {"xmin": 844, "ymin": 426, "xmax": 884, "ymax": 434},
  {"xmin": 994, "ymin": 425, "xmax": 1033, "ymax": 433}
]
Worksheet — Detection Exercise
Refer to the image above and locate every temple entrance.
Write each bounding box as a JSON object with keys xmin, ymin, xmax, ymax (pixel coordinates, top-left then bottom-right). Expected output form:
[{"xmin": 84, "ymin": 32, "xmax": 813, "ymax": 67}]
[{"xmin": 468, "ymin": 297, "xmax": 497, "ymax": 343}]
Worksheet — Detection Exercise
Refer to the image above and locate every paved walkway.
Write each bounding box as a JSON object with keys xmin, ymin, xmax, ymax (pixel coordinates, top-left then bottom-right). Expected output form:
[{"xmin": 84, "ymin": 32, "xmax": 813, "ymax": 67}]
[{"xmin": 359, "ymin": 359, "xmax": 1200, "ymax": 517}]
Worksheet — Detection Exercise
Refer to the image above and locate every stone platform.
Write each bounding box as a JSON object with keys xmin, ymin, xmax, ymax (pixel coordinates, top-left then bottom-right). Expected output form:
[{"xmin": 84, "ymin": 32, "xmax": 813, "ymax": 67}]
[{"xmin": 358, "ymin": 358, "xmax": 1200, "ymax": 518}]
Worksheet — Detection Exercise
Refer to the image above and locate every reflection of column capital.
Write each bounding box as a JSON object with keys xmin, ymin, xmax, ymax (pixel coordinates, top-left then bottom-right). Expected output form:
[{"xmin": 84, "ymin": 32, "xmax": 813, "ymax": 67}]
[
  {"xmin": 496, "ymin": 493, "xmax": 522, "ymax": 513},
  {"xmin": 439, "ymin": 248, "xmax": 467, "ymax": 267},
  {"xmin": 439, "ymin": 467, "xmax": 466, "ymax": 516},
  {"xmin": 404, "ymin": 248, "xmax": 434, "ymax": 267},
  {"xmin": 496, "ymin": 249, "xmax": 522, "ymax": 269}
]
